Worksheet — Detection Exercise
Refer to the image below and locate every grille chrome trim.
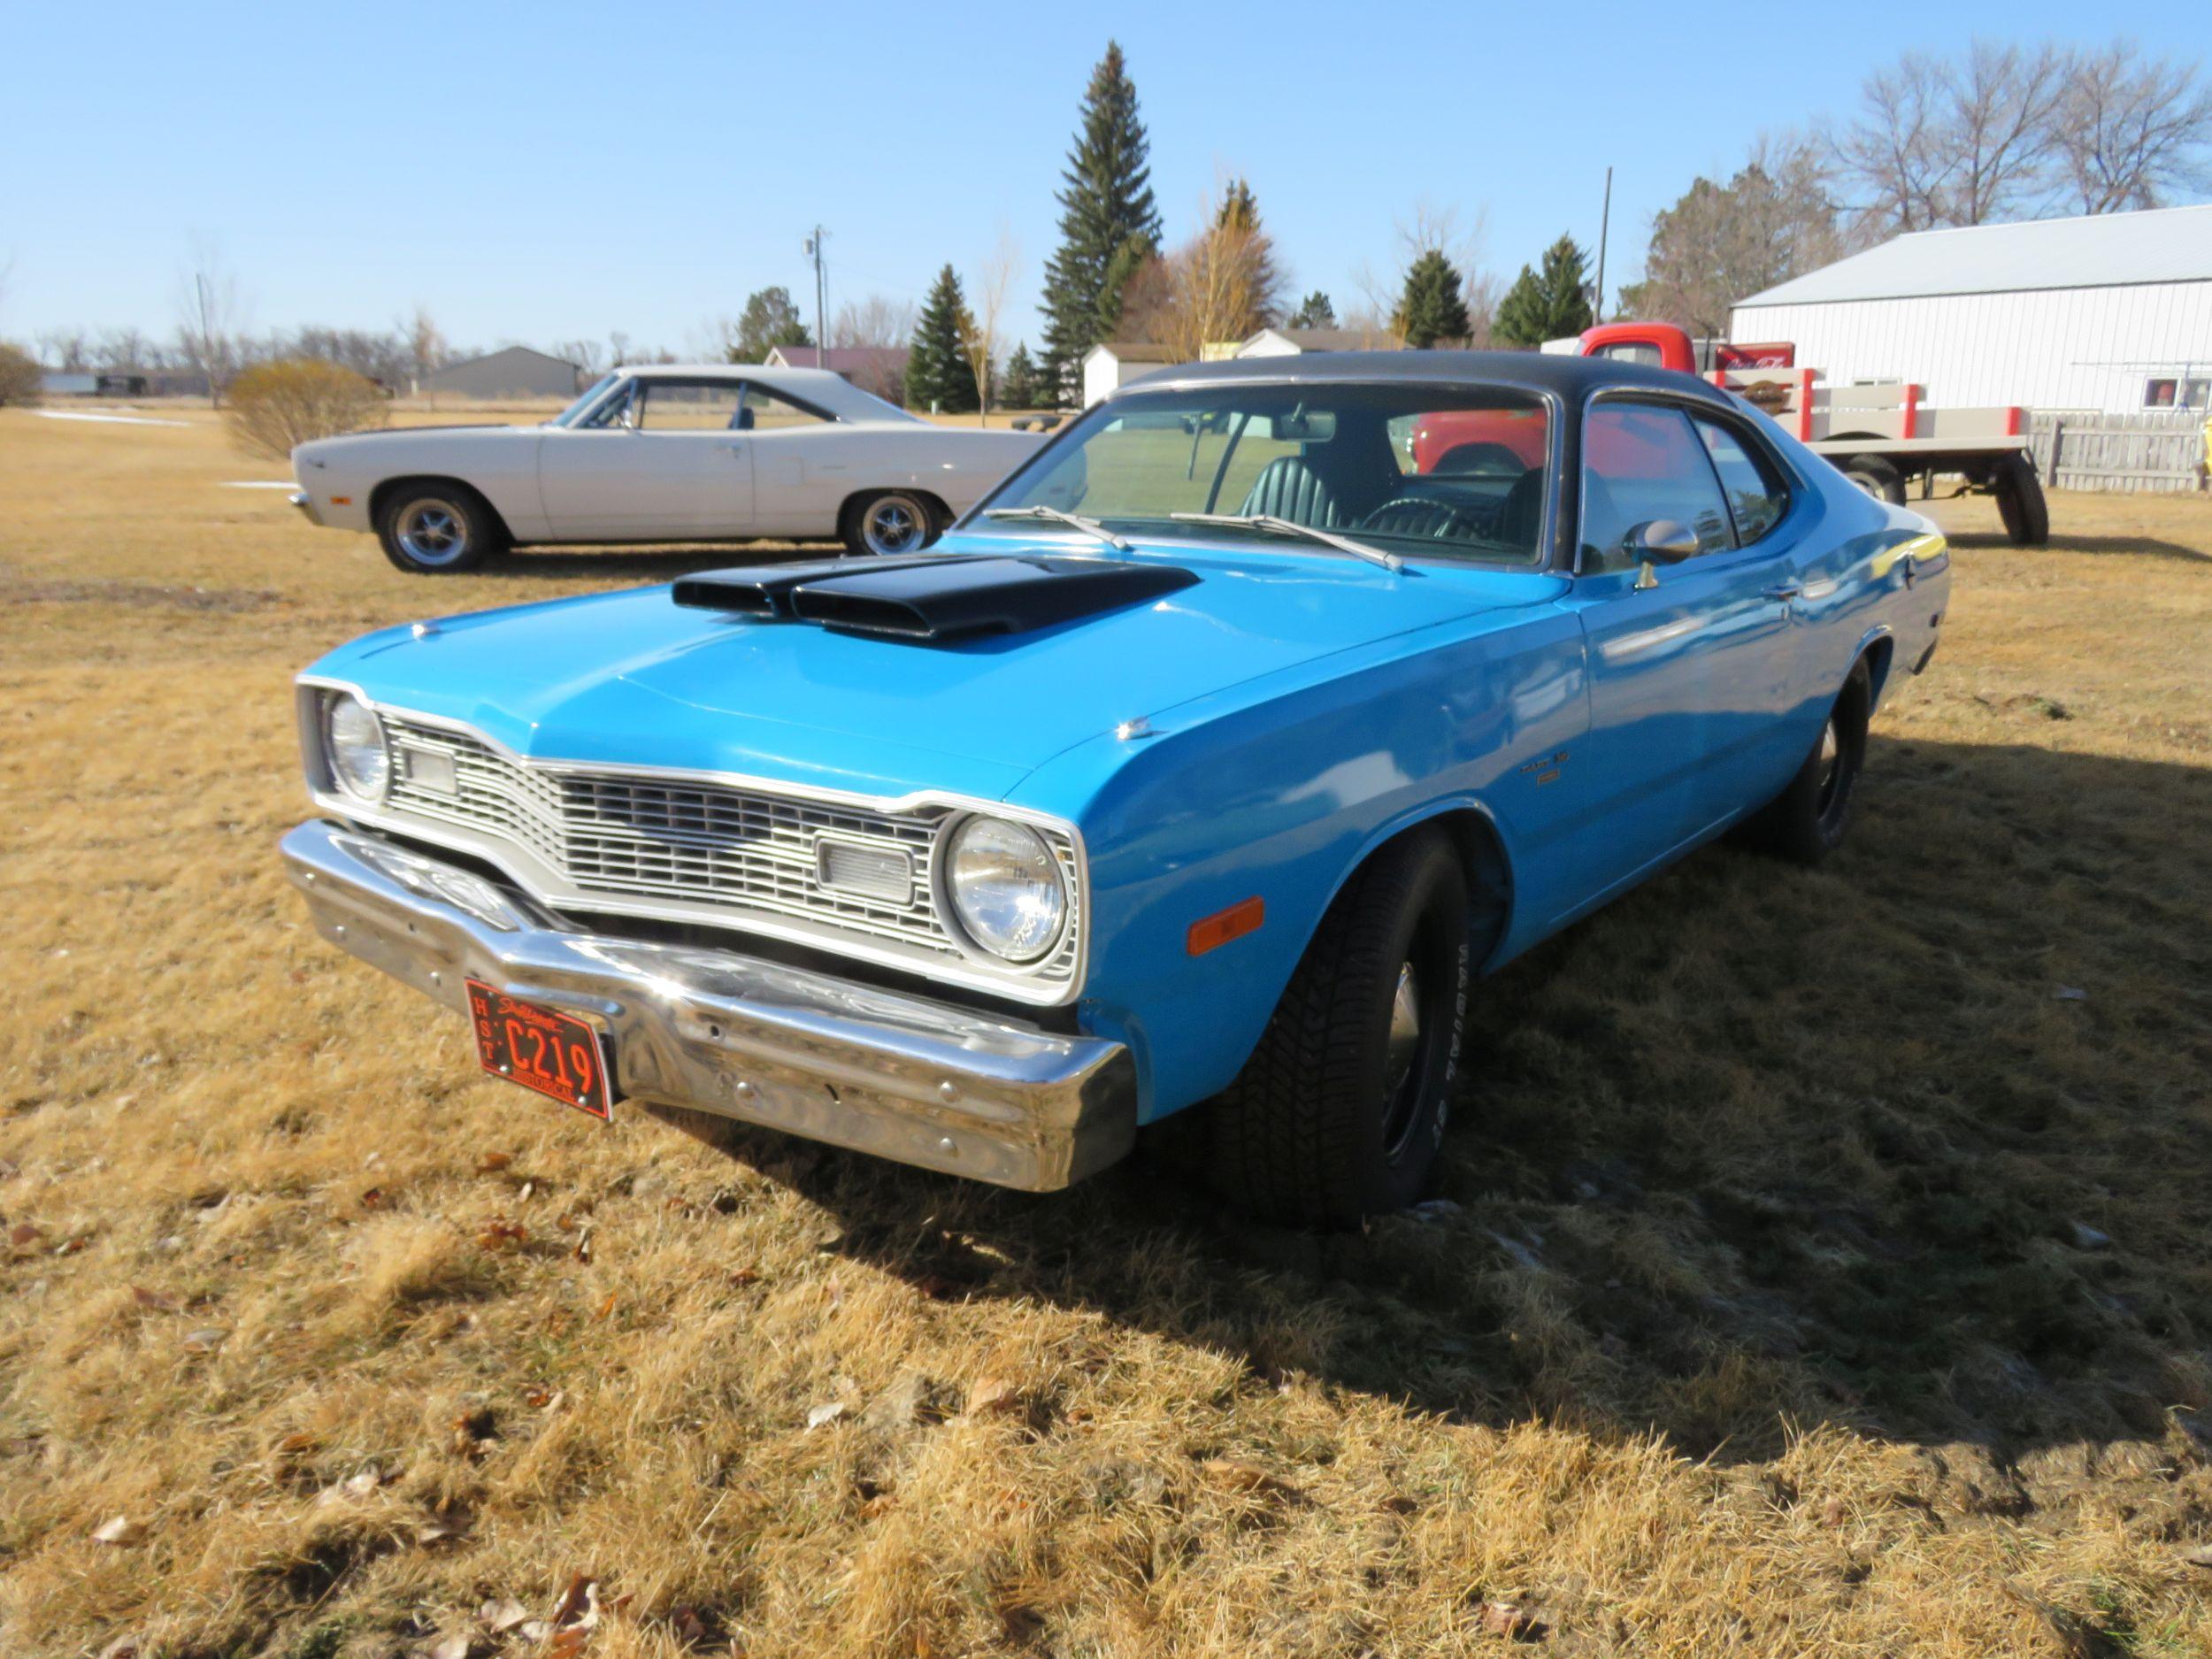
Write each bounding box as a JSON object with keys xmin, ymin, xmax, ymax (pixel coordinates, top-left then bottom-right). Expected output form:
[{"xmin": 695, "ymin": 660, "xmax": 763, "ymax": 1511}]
[{"xmin": 296, "ymin": 676, "xmax": 1087, "ymax": 1006}]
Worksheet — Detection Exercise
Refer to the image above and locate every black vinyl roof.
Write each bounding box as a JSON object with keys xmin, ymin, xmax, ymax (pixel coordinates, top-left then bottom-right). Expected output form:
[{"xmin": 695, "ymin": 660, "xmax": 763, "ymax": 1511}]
[{"xmin": 1121, "ymin": 348, "xmax": 1731, "ymax": 406}]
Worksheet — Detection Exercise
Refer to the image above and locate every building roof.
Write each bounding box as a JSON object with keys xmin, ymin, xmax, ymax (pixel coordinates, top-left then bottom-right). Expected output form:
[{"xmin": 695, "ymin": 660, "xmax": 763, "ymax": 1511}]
[
  {"xmin": 1248, "ymin": 326, "xmax": 1406, "ymax": 351},
  {"xmin": 764, "ymin": 344, "xmax": 910, "ymax": 375},
  {"xmin": 433, "ymin": 344, "xmax": 580, "ymax": 373},
  {"xmin": 1736, "ymin": 204, "xmax": 2212, "ymax": 308},
  {"xmin": 1084, "ymin": 342, "xmax": 1179, "ymax": 364}
]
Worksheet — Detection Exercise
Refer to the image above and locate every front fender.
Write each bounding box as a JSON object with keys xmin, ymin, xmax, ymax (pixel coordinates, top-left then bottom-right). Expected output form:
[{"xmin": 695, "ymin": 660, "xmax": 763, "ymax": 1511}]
[{"xmin": 1015, "ymin": 611, "xmax": 1588, "ymax": 1120}]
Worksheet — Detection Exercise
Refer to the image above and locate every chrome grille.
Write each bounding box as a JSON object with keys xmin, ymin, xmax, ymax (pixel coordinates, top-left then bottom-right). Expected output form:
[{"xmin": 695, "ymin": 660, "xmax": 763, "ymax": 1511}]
[{"xmin": 378, "ymin": 718, "xmax": 1080, "ymax": 986}]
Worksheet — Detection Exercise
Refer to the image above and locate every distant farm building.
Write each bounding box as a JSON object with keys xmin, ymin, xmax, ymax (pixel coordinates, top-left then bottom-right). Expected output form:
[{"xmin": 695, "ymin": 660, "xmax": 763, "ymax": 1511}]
[
  {"xmin": 42, "ymin": 372, "xmax": 96, "ymax": 396},
  {"xmin": 764, "ymin": 344, "xmax": 909, "ymax": 405},
  {"xmin": 425, "ymin": 346, "xmax": 582, "ymax": 400},
  {"xmin": 1732, "ymin": 204, "xmax": 2212, "ymax": 415}
]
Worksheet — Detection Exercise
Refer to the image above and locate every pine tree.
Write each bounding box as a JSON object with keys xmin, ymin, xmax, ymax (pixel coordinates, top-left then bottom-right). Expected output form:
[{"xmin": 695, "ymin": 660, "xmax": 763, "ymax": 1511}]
[
  {"xmin": 726, "ymin": 287, "xmax": 812, "ymax": 363},
  {"xmin": 1287, "ymin": 290, "xmax": 1336, "ymax": 330},
  {"xmin": 1394, "ymin": 250, "xmax": 1472, "ymax": 347},
  {"xmin": 1037, "ymin": 42, "xmax": 1163, "ymax": 405},
  {"xmin": 1491, "ymin": 234, "xmax": 1594, "ymax": 348},
  {"xmin": 1214, "ymin": 177, "xmax": 1283, "ymax": 331},
  {"xmin": 1000, "ymin": 342, "xmax": 1039, "ymax": 410},
  {"xmin": 905, "ymin": 265, "xmax": 980, "ymax": 414}
]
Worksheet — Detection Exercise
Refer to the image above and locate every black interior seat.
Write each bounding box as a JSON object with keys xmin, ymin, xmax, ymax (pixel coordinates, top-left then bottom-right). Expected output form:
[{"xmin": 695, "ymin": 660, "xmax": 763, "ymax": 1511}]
[
  {"xmin": 1361, "ymin": 496, "xmax": 1468, "ymax": 539},
  {"xmin": 1240, "ymin": 457, "xmax": 1342, "ymax": 528},
  {"xmin": 1497, "ymin": 469, "xmax": 1548, "ymax": 557}
]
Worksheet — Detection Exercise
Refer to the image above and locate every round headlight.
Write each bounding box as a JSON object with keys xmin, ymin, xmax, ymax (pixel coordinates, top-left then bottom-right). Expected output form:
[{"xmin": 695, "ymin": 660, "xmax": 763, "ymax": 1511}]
[
  {"xmin": 943, "ymin": 817, "xmax": 1066, "ymax": 964},
  {"xmin": 323, "ymin": 692, "xmax": 390, "ymax": 802}
]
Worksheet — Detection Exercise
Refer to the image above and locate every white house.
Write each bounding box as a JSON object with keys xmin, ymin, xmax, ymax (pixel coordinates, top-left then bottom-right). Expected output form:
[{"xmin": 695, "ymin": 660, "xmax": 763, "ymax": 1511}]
[
  {"xmin": 1731, "ymin": 204, "xmax": 2212, "ymax": 414},
  {"xmin": 1080, "ymin": 342, "xmax": 1178, "ymax": 406}
]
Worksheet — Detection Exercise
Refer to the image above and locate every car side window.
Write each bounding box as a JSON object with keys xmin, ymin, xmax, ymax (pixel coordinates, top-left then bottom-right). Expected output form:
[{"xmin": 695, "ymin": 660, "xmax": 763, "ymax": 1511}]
[
  {"xmin": 1579, "ymin": 403, "xmax": 1733, "ymax": 574},
  {"xmin": 1693, "ymin": 417, "xmax": 1790, "ymax": 545},
  {"xmin": 739, "ymin": 384, "xmax": 833, "ymax": 431},
  {"xmin": 637, "ymin": 380, "xmax": 745, "ymax": 431}
]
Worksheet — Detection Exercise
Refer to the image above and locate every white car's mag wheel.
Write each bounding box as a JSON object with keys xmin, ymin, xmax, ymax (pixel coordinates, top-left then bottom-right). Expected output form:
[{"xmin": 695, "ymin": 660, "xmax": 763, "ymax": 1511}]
[
  {"xmin": 376, "ymin": 483, "xmax": 503, "ymax": 574},
  {"xmin": 1202, "ymin": 827, "xmax": 1471, "ymax": 1227},
  {"xmin": 845, "ymin": 491, "xmax": 937, "ymax": 557}
]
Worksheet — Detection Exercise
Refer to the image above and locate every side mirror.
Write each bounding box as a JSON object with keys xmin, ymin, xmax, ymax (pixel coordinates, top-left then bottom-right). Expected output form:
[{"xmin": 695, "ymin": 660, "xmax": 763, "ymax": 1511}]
[
  {"xmin": 1629, "ymin": 519, "xmax": 1700, "ymax": 562},
  {"xmin": 1626, "ymin": 519, "xmax": 1698, "ymax": 589}
]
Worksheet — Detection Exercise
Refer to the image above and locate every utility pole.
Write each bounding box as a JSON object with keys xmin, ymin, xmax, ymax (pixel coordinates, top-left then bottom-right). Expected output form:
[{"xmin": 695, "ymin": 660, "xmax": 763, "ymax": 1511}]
[
  {"xmin": 1594, "ymin": 166, "xmax": 1613, "ymax": 325},
  {"xmin": 803, "ymin": 226, "xmax": 829, "ymax": 358}
]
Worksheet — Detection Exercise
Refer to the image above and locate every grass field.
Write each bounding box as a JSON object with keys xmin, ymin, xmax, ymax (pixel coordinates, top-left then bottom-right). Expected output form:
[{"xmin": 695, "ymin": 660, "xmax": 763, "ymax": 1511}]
[{"xmin": 3, "ymin": 405, "xmax": 2209, "ymax": 1657}]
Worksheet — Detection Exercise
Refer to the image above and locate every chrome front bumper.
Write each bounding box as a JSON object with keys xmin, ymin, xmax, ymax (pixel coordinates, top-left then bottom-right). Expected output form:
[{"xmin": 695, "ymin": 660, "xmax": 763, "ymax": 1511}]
[
  {"xmin": 280, "ymin": 820, "xmax": 1136, "ymax": 1189},
  {"xmin": 288, "ymin": 491, "xmax": 323, "ymax": 526}
]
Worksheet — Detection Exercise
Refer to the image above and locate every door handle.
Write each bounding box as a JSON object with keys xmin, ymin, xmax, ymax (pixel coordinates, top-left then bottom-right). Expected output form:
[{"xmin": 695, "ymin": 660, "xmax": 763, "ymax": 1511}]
[
  {"xmin": 1763, "ymin": 582, "xmax": 1802, "ymax": 601},
  {"xmin": 726, "ymin": 441, "xmax": 746, "ymax": 456}
]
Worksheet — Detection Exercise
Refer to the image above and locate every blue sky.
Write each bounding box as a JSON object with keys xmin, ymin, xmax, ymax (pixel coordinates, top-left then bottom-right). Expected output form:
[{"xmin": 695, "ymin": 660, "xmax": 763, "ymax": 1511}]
[{"xmin": 5, "ymin": 0, "xmax": 2206, "ymax": 357}]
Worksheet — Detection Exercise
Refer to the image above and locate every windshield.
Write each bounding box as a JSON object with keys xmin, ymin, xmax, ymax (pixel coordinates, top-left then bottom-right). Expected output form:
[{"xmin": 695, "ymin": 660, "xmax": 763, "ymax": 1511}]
[
  {"xmin": 976, "ymin": 381, "xmax": 1554, "ymax": 565},
  {"xmin": 549, "ymin": 373, "xmax": 621, "ymax": 427}
]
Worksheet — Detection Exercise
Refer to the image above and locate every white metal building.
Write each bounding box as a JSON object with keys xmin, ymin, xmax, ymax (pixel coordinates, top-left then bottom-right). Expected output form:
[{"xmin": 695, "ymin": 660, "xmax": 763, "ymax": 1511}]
[{"xmin": 1731, "ymin": 204, "xmax": 2212, "ymax": 415}]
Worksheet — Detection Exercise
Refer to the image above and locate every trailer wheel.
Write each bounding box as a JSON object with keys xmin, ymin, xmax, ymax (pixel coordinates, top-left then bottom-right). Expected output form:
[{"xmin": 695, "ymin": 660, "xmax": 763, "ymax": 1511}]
[
  {"xmin": 1840, "ymin": 455, "xmax": 1906, "ymax": 505},
  {"xmin": 1993, "ymin": 453, "xmax": 2049, "ymax": 547}
]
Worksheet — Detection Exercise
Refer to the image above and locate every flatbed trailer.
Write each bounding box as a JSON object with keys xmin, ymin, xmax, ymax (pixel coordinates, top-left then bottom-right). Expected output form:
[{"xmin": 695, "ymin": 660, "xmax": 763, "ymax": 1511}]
[{"xmin": 1559, "ymin": 323, "xmax": 2051, "ymax": 546}]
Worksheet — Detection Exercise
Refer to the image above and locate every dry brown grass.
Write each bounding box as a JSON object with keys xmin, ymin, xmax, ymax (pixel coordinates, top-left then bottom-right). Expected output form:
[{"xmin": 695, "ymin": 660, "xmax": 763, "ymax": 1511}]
[{"xmin": 3, "ymin": 408, "xmax": 2209, "ymax": 1657}]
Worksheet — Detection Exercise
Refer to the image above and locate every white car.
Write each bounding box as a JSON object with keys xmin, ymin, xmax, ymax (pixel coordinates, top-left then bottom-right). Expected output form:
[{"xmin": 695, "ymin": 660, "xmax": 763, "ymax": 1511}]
[{"xmin": 289, "ymin": 365, "xmax": 1046, "ymax": 573}]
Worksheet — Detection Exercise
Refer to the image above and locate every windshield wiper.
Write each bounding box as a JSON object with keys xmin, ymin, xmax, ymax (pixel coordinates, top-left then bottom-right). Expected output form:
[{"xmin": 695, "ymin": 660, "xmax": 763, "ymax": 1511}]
[
  {"xmin": 1169, "ymin": 512, "xmax": 1403, "ymax": 572},
  {"xmin": 984, "ymin": 504, "xmax": 1131, "ymax": 552}
]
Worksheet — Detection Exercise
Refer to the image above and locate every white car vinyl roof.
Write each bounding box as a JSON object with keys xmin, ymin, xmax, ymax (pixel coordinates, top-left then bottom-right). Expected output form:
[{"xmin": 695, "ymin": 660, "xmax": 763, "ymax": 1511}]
[{"xmin": 620, "ymin": 363, "xmax": 918, "ymax": 423}]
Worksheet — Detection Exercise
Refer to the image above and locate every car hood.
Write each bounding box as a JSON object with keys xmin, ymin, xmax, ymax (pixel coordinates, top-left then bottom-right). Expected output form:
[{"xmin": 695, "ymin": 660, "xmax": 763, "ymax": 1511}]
[{"xmin": 314, "ymin": 543, "xmax": 1566, "ymax": 801}]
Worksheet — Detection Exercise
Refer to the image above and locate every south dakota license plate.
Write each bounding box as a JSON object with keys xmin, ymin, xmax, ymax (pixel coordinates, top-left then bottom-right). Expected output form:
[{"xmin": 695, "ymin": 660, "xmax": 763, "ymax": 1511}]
[{"xmin": 465, "ymin": 979, "xmax": 613, "ymax": 1120}]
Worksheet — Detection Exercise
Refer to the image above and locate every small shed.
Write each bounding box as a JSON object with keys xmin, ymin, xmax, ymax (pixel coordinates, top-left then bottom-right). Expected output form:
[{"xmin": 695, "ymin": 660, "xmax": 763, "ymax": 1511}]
[
  {"xmin": 425, "ymin": 346, "xmax": 582, "ymax": 401},
  {"xmin": 1081, "ymin": 342, "xmax": 1178, "ymax": 406}
]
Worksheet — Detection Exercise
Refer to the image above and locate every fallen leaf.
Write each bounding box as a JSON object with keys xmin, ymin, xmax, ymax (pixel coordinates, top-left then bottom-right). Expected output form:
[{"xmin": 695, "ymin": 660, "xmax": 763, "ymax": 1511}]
[
  {"xmin": 1476, "ymin": 1600, "xmax": 1542, "ymax": 1640},
  {"xmin": 451, "ymin": 1408, "xmax": 498, "ymax": 1456},
  {"xmin": 0, "ymin": 1156, "xmax": 19, "ymax": 1179},
  {"xmin": 550, "ymin": 1573, "xmax": 600, "ymax": 1630},
  {"xmin": 963, "ymin": 1377, "xmax": 1023, "ymax": 1418},
  {"xmin": 477, "ymin": 1217, "xmax": 527, "ymax": 1251},
  {"xmin": 91, "ymin": 1515, "xmax": 145, "ymax": 1547},
  {"xmin": 595, "ymin": 1291, "xmax": 618, "ymax": 1320},
  {"xmin": 2184, "ymin": 1543, "xmax": 2212, "ymax": 1570},
  {"xmin": 478, "ymin": 1151, "xmax": 513, "ymax": 1172},
  {"xmin": 181, "ymin": 1326, "xmax": 227, "ymax": 1352},
  {"xmin": 863, "ymin": 1371, "xmax": 945, "ymax": 1432},
  {"xmin": 131, "ymin": 1286, "xmax": 181, "ymax": 1314},
  {"xmin": 95, "ymin": 1637, "xmax": 142, "ymax": 1659},
  {"xmin": 727, "ymin": 1268, "xmax": 761, "ymax": 1288},
  {"xmin": 669, "ymin": 1604, "xmax": 716, "ymax": 1646},
  {"xmin": 8, "ymin": 1223, "xmax": 42, "ymax": 1250},
  {"xmin": 516, "ymin": 1620, "xmax": 555, "ymax": 1643},
  {"xmin": 427, "ymin": 1635, "xmax": 475, "ymax": 1659},
  {"xmin": 572, "ymin": 1229, "xmax": 593, "ymax": 1265},
  {"xmin": 359, "ymin": 1187, "xmax": 388, "ymax": 1210},
  {"xmin": 546, "ymin": 1632, "xmax": 589, "ymax": 1659},
  {"xmin": 806, "ymin": 1401, "xmax": 849, "ymax": 1431},
  {"xmin": 478, "ymin": 1597, "xmax": 529, "ymax": 1632},
  {"xmin": 1820, "ymin": 1495, "xmax": 1847, "ymax": 1527},
  {"xmin": 858, "ymin": 1494, "xmax": 896, "ymax": 1520},
  {"xmin": 416, "ymin": 1517, "xmax": 468, "ymax": 1546}
]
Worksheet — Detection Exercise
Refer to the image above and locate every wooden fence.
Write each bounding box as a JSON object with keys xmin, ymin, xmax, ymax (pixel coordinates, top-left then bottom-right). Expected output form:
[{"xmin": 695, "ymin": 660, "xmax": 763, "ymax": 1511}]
[{"xmin": 2028, "ymin": 411, "xmax": 2208, "ymax": 495}]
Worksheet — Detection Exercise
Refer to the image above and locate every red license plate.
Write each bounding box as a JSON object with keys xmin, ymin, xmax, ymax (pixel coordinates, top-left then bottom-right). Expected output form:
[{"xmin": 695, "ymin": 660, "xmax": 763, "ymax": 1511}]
[{"xmin": 465, "ymin": 979, "xmax": 613, "ymax": 1119}]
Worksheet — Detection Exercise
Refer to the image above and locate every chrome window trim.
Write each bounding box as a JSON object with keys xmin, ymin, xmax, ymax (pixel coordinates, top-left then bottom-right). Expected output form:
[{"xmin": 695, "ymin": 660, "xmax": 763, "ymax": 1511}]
[{"xmin": 296, "ymin": 674, "xmax": 1091, "ymax": 1008}]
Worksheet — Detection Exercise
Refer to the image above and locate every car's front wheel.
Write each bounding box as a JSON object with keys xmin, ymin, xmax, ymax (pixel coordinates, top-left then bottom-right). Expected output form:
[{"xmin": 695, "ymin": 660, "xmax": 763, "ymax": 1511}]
[
  {"xmin": 1203, "ymin": 828, "xmax": 1471, "ymax": 1227},
  {"xmin": 375, "ymin": 484, "xmax": 505, "ymax": 574},
  {"xmin": 842, "ymin": 490, "xmax": 938, "ymax": 557}
]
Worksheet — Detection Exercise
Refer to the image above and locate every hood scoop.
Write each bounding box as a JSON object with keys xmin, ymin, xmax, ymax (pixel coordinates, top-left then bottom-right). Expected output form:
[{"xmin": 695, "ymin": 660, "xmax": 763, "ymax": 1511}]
[{"xmin": 672, "ymin": 554, "xmax": 1199, "ymax": 642}]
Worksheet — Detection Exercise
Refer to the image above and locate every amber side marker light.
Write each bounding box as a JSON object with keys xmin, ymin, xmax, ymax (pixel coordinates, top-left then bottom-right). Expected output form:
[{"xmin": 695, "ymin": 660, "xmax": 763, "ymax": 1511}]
[
  {"xmin": 330, "ymin": 495, "xmax": 352, "ymax": 505},
  {"xmin": 1187, "ymin": 895, "xmax": 1264, "ymax": 956}
]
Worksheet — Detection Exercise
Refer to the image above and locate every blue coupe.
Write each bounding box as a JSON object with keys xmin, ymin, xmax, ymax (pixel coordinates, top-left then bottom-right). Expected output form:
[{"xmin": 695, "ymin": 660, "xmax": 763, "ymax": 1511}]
[{"xmin": 280, "ymin": 351, "xmax": 1949, "ymax": 1225}]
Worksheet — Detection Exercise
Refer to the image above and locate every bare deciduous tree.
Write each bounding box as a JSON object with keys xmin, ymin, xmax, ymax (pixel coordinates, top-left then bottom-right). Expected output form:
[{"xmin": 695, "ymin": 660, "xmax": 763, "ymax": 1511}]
[
  {"xmin": 92, "ymin": 327, "xmax": 149, "ymax": 372},
  {"xmin": 405, "ymin": 305, "xmax": 444, "ymax": 395},
  {"xmin": 174, "ymin": 235, "xmax": 245, "ymax": 406},
  {"xmin": 38, "ymin": 328, "xmax": 91, "ymax": 372},
  {"xmin": 2056, "ymin": 40, "xmax": 2212, "ymax": 212},
  {"xmin": 830, "ymin": 294, "xmax": 918, "ymax": 349},
  {"xmin": 961, "ymin": 234, "xmax": 1019, "ymax": 420}
]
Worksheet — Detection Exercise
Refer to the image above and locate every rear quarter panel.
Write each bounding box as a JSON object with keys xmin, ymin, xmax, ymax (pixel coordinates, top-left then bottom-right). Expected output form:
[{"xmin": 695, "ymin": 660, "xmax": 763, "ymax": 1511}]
[{"xmin": 295, "ymin": 428, "xmax": 550, "ymax": 540}]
